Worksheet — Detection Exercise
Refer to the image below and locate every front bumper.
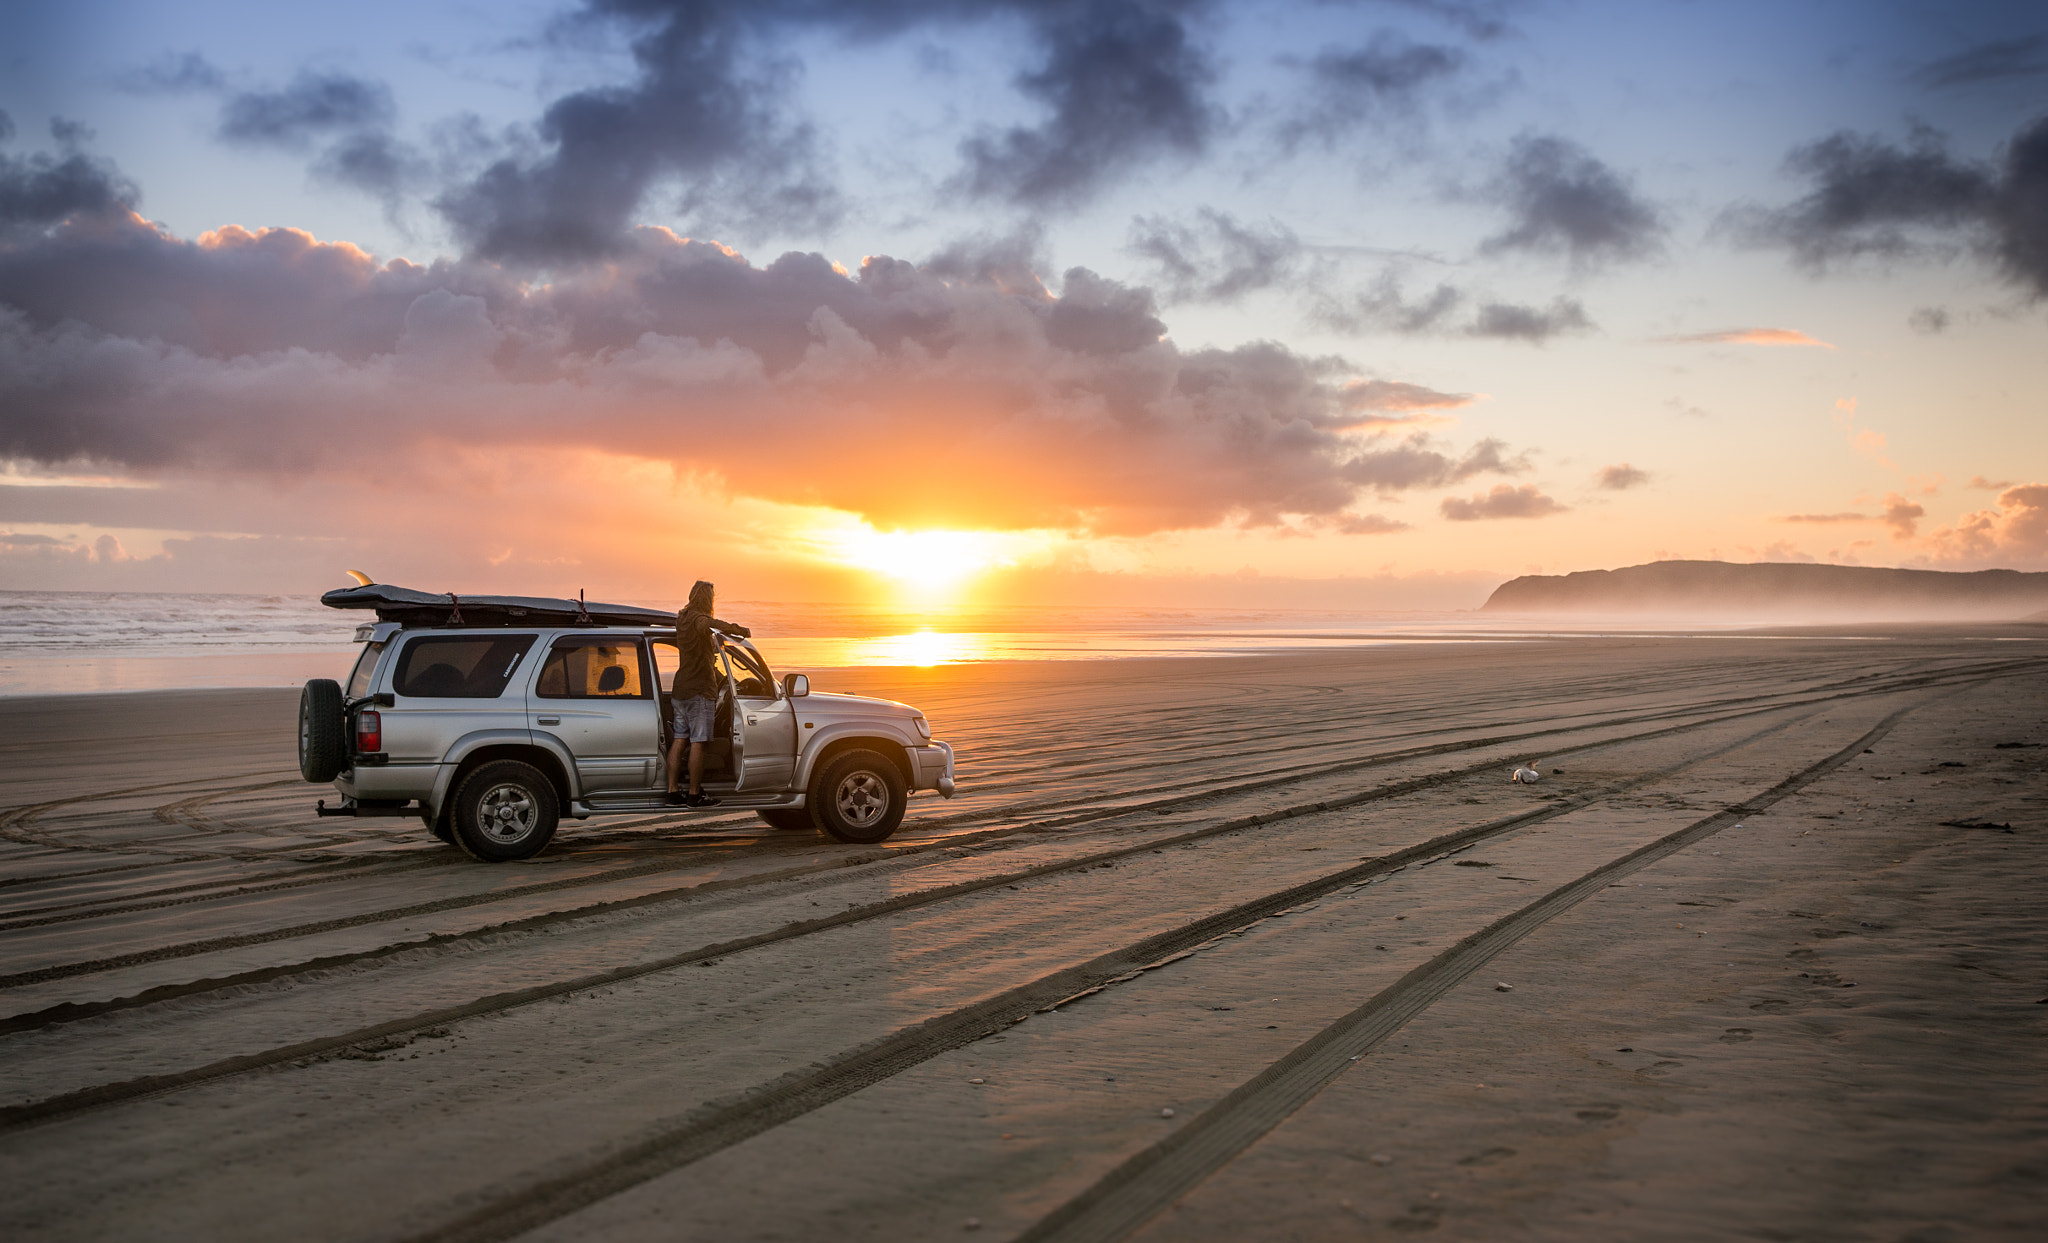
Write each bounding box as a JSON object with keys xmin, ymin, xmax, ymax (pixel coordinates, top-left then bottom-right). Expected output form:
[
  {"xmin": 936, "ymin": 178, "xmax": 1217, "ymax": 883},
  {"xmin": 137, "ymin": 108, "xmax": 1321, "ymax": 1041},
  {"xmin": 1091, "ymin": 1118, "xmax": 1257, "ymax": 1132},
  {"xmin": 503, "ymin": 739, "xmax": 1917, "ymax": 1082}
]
[{"xmin": 910, "ymin": 741, "xmax": 957, "ymax": 797}]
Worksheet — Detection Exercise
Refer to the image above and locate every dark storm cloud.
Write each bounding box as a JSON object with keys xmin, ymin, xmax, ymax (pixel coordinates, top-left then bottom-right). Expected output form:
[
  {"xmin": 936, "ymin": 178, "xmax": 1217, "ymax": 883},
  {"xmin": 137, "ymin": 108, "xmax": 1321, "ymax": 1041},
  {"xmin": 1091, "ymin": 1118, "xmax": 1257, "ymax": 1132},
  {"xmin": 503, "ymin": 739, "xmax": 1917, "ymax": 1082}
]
[
  {"xmin": 956, "ymin": 0, "xmax": 1221, "ymax": 208},
  {"xmin": 0, "ymin": 201, "xmax": 1529, "ymax": 535},
  {"xmin": 1912, "ymin": 34, "xmax": 2048, "ymax": 88},
  {"xmin": 1440, "ymin": 483, "xmax": 1566, "ymax": 520},
  {"xmin": 217, "ymin": 72, "xmax": 396, "ymax": 147},
  {"xmin": 1480, "ymin": 135, "xmax": 1662, "ymax": 265},
  {"xmin": 1278, "ymin": 32, "xmax": 1466, "ymax": 147},
  {"xmin": 1731, "ymin": 116, "xmax": 2048, "ymax": 297},
  {"xmin": 0, "ymin": 116, "xmax": 137, "ymax": 233},
  {"xmin": 1127, "ymin": 209, "xmax": 1300, "ymax": 302}
]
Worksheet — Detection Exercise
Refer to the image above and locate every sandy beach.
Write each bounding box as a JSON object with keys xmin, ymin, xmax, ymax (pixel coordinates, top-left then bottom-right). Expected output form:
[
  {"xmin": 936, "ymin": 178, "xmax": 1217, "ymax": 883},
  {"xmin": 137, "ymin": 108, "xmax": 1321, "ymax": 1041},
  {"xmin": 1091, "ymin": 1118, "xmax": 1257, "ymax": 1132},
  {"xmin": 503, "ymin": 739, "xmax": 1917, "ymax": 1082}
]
[{"xmin": 1, "ymin": 632, "xmax": 2044, "ymax": 1241}]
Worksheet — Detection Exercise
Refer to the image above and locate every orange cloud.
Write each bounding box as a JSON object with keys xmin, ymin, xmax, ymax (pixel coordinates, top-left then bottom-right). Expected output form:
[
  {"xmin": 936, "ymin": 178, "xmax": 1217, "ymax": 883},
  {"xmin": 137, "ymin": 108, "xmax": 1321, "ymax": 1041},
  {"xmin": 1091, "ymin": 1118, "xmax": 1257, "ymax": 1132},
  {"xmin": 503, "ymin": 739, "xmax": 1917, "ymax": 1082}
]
[
  {"xmin": 1922, "ymin": 484, "xmax": 2048, "ymax": 568},
  {"xmin": 1664, "ymin": 327, "xmax": 1834, "ymax": 348}
]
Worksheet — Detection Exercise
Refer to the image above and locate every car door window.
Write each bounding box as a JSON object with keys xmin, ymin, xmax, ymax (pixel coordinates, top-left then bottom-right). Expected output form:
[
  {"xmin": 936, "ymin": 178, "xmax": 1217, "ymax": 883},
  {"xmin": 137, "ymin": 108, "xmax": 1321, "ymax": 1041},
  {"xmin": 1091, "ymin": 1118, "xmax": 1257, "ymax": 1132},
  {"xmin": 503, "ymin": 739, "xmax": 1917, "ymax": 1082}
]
[{"xmin": 535, "ymin": 638, "xmax": 650, "ymax": 699}]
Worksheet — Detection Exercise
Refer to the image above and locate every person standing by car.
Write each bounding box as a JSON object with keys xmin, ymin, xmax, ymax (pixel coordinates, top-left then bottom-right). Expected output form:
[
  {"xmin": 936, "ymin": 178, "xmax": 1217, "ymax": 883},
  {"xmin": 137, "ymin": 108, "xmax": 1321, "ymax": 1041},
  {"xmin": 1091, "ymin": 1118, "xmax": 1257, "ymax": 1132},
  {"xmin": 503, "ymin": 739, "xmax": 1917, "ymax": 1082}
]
[{"xmin": 666, "ymin": 580, "xmax": 749, "ymax": 807}]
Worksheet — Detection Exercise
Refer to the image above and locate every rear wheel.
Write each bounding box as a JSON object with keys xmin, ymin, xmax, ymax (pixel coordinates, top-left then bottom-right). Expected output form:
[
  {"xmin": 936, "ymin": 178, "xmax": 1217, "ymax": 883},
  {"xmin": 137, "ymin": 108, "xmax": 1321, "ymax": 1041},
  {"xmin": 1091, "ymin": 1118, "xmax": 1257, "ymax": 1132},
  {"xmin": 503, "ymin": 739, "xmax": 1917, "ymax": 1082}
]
[
  {"xmin": 450, "ymin": 760, "xmax": 559, "ymax": 861},
  {"xmin": 298, "ymin": 679, "xmax": 348, "ymax": 782},
  {"xmin": 756, "ymin": 808, "xmax": 815, "ymax": 832},
  {"xmin": 810, "ymin": 749, "xmax": 906, "ymax": 844}
]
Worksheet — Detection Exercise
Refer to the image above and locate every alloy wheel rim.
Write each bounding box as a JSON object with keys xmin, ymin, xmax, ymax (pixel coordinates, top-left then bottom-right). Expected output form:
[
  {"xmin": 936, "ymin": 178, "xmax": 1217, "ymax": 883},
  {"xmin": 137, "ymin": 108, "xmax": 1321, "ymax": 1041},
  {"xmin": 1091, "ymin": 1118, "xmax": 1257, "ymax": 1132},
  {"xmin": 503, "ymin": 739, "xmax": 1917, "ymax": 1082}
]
[
  {"xmin": 478, "ymin": 783, "xmax": 539, "ymax": 843},
  {"xmin": 834, "ymin": 771, "xmax": 887, "ymax": 828}
]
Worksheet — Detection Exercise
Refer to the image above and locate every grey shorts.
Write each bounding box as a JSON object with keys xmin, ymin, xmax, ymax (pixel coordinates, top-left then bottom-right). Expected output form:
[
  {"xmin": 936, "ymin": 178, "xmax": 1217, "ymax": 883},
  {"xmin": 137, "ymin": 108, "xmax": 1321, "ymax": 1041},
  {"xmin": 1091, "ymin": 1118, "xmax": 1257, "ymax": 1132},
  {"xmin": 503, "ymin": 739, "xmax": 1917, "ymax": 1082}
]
[{"xmin": 672, "ymin": 694, "xmax": 717, "ymax": 744}]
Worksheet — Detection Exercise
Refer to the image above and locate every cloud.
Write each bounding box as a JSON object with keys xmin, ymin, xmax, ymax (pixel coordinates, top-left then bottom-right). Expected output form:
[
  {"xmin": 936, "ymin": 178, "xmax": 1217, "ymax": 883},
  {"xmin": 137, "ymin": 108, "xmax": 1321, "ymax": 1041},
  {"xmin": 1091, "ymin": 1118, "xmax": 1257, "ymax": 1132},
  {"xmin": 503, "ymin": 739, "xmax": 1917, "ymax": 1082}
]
[
  {"xmin": 217, "ymin": 72, "xmax": 396, "ymax": 148},
  {"xmin": 1881, "ymin": 491, "xmax": 1925, "ymax": 539},
  {"xmin": 1330, "ymin": 512, "xmax": 1409, "ymax": 535},
  {"xmin": 1467, "ymin": 297, "xmax": 1592, "ymax": 341},
  {"xmin": 1320, "ymin": 273, "xmax": 1595, "ymax": 343},
  {"xmin": 1729, "ymin": 115, "xmax": 2048, "ymax": 297},
  {"xmin": 1779, "ymin": 511, "xmax": 1871, "ymax": 524},
  {"xmin": 1912, "ymin": 34, "xmax": 2048, "ymax": 88},
  {"xmin": 115, "ymin": 52, "xmax": 228, "ymax": 96},
  {"xmin": 1338, "ymin": 379, "xmax": 1474, "ymax": 424},
  {"xmin": 1907, "ymin": 306, "xmax": 1950, "ymax": 333},
  {"xmin": 1480, "ymin": 135, "xmax": 1662, "ymax": 266},
  {"xmin": 0, "ymin": 207, "xmax": 1532, "ymax": 539},
  {"xmin": 957, "ymin": 0, "xmax": 1221, "ymax": 208},
  {"xmin": 436, "ymin": 3, "xmax": 839, "ymax": 261},
  {"xmin": 1278, "ymin": 31, "xmax": 1466, "ymax": 147},
  {"xmin": 1439, "ymin": 483, "xmax": 1566, "ymax": 520},
  {"xmin": 1661, "ymin": 327, "xmax": 1833, "ymax": 348},
  {"xmin": 1127, "ymin": 209, "xmax": 1301, "ymax": 302},
  {"xmin": 1922, "ymin": 483, "xmax": 2048, "ymax": 567},
  {"xmin": 1968, "ymin": 475, "xmax": 2015, "ymax": 490},
  {"xmin": 0, "ymin": 117, "xmax": 138, "ymax": 235},
  {"xmin": 1595, "ymin": 463, "xmax": 1648, "ymax": 490}
]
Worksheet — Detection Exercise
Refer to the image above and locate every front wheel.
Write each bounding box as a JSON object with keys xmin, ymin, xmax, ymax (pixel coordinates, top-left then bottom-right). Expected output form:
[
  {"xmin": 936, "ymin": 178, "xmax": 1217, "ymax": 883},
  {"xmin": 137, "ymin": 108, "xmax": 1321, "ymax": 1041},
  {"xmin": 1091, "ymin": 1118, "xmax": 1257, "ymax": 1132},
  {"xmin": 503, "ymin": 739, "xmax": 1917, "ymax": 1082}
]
[
  {"xmin": 450, "ymin": 760, "xmax": 559, "ymax": 861},
  {"xmin": 810, "ymin": 749, "xmax": 906, "ymax": 844}
]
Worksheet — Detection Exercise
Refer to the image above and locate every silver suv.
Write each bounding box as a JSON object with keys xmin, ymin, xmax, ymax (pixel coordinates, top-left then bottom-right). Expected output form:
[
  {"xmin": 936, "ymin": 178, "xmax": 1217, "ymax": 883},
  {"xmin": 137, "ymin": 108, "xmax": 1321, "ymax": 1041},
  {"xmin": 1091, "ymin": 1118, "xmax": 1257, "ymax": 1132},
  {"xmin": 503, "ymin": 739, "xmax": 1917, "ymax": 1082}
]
[{"xmin": 297, "ymin": 586, "xmax": 956, "ymax": 861}]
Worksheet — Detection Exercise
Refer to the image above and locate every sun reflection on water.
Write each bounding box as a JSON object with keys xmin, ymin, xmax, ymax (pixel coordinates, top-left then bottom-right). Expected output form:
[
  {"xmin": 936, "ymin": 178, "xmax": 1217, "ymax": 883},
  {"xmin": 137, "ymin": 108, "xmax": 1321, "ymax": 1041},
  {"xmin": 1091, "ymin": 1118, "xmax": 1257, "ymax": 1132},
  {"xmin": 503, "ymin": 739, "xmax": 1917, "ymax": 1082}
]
[{"xmin": 858, "ymin": 628, "xmax": 975, "ymax": 666}]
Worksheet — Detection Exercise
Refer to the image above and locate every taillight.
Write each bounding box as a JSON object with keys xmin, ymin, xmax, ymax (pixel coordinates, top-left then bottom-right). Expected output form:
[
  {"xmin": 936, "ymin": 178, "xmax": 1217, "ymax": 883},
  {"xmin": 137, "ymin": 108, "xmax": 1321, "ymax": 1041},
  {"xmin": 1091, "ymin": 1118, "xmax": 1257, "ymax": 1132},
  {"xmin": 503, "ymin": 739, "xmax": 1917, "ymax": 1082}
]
[{"xmin": 356, "ymin": 710, "xmax": 381, "ymax": 753}]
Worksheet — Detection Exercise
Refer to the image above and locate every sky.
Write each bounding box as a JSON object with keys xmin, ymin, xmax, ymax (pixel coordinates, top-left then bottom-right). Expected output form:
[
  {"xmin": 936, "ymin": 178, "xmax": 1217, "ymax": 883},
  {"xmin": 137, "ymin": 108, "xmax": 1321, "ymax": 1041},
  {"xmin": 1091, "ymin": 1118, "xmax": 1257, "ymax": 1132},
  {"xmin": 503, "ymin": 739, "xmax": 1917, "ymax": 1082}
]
[{"xmin": 0, "ymin": 0, "xmax": 2044, "ymax": 610}]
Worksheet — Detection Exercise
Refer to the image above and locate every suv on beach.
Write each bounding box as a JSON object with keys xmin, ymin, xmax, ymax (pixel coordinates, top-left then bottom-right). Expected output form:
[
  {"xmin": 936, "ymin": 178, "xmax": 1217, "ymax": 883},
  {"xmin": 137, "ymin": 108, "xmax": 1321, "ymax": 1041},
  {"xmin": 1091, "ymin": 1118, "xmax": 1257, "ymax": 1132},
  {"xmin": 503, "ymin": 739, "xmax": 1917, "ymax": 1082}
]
[{"xmin": 297, "ymin": 590, "xmax": 956, "ymax": 862}]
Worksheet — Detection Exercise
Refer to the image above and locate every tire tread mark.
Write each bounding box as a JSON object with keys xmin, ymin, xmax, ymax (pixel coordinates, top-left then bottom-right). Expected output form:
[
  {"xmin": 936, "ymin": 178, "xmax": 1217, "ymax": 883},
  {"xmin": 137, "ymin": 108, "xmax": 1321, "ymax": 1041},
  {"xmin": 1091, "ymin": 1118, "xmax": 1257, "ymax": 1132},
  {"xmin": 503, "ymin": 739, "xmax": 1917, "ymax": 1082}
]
[
  {"xmin": 329, "ymin": 707, "xmax": 1835, "ymax": 1243},
  {"xmin": 0, "ymin": 685, "xmax": 1849, "ymax": 1036},
  {"xmin": 9, "ymin": 657, "xmax": 2016, "ymax": 993},
  {"xmin": 1013, "ymin": 704, "xmax": 1920, "ymax": 1243}
]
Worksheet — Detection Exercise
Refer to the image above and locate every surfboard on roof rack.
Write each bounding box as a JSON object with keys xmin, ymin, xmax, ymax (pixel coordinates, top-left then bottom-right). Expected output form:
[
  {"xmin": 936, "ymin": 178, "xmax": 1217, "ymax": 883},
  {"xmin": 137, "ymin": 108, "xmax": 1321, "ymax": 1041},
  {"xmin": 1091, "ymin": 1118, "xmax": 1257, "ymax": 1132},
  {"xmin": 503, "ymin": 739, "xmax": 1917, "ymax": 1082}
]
[{"xmin": 319, "ymin": 581, "xmax": 673, "ymax": 628}]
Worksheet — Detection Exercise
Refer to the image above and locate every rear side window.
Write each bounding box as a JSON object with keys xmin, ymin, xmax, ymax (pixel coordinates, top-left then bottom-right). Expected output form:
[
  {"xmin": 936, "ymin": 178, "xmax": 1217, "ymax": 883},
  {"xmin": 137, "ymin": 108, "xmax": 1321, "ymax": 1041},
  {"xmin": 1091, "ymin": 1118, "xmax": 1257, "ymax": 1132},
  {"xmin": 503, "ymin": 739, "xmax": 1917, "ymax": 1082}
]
[
  {"xmin": 345, "ymin": 641, "xmax": 386, "ymax": 699},
  {"xmin": 535, "ymin": 638, "xmax": 649, "ymax": 699},
  {"xmin": 393, "ymin": 635, "xmax": 537, "ymax": 699}
]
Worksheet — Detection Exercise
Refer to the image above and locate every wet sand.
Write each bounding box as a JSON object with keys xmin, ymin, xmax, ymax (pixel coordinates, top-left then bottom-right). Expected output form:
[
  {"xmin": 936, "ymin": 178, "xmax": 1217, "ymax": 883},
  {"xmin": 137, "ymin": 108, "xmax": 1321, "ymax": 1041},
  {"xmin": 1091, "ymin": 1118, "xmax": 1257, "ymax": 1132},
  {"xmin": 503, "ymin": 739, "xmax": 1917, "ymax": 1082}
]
[{"xmin": 1, "ymin": 633, "xmax": 2044, "ymax": 1240}]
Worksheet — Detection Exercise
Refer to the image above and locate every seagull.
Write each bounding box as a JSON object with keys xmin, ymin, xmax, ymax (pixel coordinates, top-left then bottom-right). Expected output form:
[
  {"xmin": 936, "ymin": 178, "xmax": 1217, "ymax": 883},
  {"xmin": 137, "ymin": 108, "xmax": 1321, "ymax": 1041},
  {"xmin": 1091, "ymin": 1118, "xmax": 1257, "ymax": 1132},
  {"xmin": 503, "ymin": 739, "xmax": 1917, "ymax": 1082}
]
[{"xmin": 1511, "ymin": 766, "xmax": 1541, "ymax": 784}]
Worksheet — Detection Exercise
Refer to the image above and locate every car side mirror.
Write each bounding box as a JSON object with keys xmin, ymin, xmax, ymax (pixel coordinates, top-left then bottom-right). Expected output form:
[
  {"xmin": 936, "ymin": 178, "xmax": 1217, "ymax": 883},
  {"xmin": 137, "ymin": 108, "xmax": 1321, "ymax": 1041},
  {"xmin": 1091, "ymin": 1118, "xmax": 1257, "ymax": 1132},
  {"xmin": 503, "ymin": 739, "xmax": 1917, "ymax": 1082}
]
[{"xmin": 783, "ymin": 673, "xmax": 809, "ymax": 698}]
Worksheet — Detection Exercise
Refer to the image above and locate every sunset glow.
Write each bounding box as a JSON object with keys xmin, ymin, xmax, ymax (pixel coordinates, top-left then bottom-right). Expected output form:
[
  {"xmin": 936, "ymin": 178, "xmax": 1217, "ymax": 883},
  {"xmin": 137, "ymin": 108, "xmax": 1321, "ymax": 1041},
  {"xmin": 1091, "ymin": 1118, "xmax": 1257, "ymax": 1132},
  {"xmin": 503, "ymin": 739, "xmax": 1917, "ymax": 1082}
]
[
  {"xmin": 808, "ymin": 523, "xmax": 1048, "ymax": 597},
  {"xmin": 0, "ymin": 2, "xmax": 2040, "ymax": 604}
]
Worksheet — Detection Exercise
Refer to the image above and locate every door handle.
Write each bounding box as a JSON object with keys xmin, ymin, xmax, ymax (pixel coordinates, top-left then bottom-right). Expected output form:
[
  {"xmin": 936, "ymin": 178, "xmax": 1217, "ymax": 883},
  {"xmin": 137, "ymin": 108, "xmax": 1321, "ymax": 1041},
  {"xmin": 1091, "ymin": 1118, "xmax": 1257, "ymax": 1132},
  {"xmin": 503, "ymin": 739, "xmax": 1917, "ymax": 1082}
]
[
  {"xmin": 537, "ymin": 716, "xmax": 561, "ymax": 725},
  {"xmin": 746, "ymin": 716, "xmax": 758, "ymax": 725}
]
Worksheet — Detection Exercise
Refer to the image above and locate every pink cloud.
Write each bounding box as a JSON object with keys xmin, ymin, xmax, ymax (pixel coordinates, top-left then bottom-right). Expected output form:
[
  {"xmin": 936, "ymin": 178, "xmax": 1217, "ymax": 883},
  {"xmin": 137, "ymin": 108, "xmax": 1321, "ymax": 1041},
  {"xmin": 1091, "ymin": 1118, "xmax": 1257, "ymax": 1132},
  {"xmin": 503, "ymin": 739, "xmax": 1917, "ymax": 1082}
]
[{"xmin": 1663, "ymin": 327, "xmax": 1834, "ymax": 348}]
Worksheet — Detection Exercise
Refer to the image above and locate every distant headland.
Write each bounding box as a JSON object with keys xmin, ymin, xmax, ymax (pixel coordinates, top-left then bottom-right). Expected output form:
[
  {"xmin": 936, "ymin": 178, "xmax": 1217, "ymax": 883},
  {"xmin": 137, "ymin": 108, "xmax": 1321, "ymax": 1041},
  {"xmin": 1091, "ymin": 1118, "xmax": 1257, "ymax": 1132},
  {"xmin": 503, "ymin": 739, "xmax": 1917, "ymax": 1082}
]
[{"xmin": 1482, "ymin": 560, "xmax": 2048, "ymax": 620}]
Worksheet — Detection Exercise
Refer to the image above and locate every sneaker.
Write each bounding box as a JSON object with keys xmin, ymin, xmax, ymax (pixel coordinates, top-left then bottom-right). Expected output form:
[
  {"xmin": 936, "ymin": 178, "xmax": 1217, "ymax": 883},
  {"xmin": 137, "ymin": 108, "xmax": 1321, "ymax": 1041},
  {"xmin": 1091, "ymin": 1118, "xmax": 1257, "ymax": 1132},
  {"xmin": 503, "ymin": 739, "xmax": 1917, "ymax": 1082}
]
[
  {"xmin": 685, "ymin": 792, "xmax": 722, "ymax": 808},
  {"xmin": 664, "ymin": 791, "xmax": 689, "ymax": 806}
]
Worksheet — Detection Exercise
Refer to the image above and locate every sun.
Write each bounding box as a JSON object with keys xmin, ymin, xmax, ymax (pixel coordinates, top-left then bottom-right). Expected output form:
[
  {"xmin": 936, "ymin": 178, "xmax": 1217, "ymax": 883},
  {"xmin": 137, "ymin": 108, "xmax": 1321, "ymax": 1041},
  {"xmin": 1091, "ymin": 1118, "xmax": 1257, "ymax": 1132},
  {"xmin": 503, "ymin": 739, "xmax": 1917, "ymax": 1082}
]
[{"xmin": 822, "ymin": 525, "xmax": 1017, "ymax": 593}]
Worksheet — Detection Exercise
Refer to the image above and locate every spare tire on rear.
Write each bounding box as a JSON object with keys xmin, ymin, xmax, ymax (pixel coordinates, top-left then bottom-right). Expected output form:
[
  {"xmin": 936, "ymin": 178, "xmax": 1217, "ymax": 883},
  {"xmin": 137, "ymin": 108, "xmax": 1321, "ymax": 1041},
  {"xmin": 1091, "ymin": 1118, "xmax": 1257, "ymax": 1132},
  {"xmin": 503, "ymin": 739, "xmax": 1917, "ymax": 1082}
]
[{"xmin": 299, "ymin": 678, "xmax": 349, "ymax": 782}]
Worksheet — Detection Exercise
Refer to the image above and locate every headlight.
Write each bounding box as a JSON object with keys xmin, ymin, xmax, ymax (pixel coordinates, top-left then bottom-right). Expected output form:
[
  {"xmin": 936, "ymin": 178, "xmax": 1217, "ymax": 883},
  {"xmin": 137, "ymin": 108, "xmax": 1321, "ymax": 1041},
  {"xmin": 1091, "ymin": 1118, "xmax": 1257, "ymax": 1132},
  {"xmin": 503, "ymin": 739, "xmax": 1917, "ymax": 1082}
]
[{"xmin": 913, "ymin": 716, "xmax": 931, "ymax": 740}]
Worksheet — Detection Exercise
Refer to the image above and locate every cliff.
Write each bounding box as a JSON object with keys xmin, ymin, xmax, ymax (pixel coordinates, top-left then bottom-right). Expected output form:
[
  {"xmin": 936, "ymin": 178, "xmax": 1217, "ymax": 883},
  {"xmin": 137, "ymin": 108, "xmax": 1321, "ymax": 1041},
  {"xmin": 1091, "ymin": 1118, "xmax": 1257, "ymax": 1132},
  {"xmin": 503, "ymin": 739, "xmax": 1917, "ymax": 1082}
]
[{"xmin": 1482, "ymin": 560, "xmax": 2048, "ymax": 619}]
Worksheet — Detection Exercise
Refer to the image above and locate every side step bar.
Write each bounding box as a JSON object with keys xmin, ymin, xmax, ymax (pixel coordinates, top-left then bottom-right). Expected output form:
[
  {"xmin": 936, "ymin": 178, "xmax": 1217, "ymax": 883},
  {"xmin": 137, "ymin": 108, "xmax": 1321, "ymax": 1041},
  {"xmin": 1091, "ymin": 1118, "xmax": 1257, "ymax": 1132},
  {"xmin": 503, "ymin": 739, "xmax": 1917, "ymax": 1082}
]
[{"xmin": 316, "ymin": 799, "xmax": 420, "ymax": 818}]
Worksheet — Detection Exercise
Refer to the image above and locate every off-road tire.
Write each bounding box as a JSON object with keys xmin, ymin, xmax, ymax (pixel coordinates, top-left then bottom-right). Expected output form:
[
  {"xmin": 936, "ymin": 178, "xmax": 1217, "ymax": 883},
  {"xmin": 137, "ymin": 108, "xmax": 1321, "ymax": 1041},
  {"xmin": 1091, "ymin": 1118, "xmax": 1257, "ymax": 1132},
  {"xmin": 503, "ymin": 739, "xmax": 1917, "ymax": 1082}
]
[
  {"xmin": 756, "ymin": 808, "xmax": 815, "ymax": 832},
  {"xmin": 450, "ymin": 760, "xmax": 559, "ymax": 862},
  {"xmin": 298, "ymin": 679, "xmax": 348, "ymax": 782},
  {"xmin": 810, "ymin": 749, "xmax": 906, "ymax": 844}
]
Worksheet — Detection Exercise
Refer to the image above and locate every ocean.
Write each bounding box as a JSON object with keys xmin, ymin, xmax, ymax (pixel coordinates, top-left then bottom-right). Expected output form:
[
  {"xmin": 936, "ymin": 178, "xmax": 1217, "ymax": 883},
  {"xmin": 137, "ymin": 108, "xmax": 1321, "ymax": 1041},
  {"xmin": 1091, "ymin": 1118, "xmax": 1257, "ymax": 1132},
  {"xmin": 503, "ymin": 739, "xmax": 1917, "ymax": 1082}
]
[{"xmin": 0, "ymin": 589, "xmax": 1581, "ymax": 696}]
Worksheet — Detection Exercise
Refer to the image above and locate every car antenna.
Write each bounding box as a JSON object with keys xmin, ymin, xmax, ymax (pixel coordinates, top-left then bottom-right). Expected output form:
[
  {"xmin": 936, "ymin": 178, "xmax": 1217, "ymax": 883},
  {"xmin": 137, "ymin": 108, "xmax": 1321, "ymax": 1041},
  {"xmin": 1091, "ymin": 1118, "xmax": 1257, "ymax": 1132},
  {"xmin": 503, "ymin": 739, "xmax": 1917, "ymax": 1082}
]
[{"xmin": 575, "ymin": 588, "xmax": 595, "ymax": 626}]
